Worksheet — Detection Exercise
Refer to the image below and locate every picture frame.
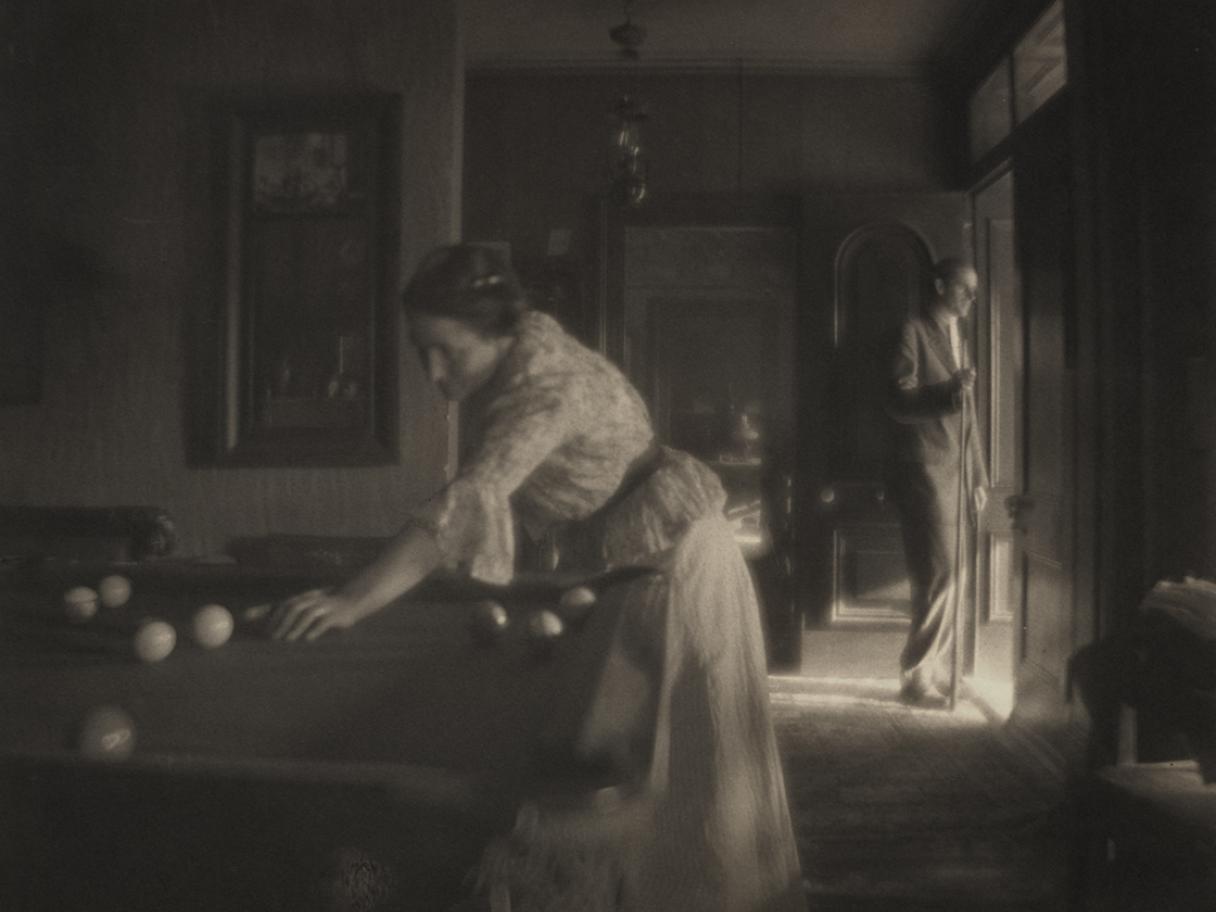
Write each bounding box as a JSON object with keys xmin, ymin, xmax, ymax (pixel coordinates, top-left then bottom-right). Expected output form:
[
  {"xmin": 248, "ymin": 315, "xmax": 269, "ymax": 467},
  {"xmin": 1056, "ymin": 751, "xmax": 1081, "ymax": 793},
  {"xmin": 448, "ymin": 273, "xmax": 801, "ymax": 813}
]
[{"xmin": 192, "ymin": 94, "xmax": 400, "ymax": 466}]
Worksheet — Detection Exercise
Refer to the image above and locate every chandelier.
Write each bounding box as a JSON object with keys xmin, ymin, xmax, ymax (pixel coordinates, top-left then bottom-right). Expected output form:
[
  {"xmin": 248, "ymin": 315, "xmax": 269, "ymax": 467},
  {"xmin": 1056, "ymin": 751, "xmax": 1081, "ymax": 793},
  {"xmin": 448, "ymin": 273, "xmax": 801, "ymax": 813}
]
[{"xmin": 608, "ymin": 0, "xmax": 648, "ymax": 207}]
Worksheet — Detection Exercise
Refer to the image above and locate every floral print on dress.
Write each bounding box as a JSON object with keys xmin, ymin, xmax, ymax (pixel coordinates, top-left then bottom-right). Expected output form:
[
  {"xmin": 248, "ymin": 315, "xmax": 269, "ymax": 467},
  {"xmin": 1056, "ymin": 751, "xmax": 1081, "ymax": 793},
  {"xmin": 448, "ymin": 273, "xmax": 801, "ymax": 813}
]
[{"xmin": 409, "ymin": 310, "xmax": 707, "ymax": 583}]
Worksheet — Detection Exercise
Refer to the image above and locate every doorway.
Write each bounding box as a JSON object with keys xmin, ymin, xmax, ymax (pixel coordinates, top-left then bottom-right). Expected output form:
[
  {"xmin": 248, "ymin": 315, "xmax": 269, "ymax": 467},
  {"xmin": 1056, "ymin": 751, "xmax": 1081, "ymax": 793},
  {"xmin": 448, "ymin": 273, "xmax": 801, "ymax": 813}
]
[
  {"xmin": 798, "ymin": 193, "xmax": 967, "ymax": 679},
  {"xmin": 967, "ymin": 97, "xmax": 1078, "ymax": 730},
  {"xmin": 1006, "ymin": 100, "xmax": 1077, "ymax": 738}
]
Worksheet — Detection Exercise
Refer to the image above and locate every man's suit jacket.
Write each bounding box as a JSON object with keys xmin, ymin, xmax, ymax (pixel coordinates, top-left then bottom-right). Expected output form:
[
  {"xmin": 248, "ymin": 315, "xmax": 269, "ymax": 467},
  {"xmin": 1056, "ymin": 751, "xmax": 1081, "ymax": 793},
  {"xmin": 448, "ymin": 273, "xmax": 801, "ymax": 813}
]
[{"xmin": 885, "ymin": 312, "xmax": 989, "ymax": 524}]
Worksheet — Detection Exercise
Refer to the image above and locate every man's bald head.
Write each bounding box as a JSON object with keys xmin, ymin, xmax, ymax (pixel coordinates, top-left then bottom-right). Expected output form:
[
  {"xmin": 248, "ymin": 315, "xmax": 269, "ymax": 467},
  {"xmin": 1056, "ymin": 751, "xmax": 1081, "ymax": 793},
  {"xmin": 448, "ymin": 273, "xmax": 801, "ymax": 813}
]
[{"xmin": 931, "ymin": 258, "xmax": 978, "ymax": 321}]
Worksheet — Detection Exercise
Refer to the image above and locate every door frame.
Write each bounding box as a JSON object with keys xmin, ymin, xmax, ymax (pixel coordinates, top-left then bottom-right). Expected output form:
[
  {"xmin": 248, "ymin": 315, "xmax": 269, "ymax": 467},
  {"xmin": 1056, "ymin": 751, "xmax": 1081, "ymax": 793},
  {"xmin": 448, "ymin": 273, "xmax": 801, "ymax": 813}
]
[
  {"xmin": 797, "ymin": 192, "xmax": 968, "ymax": 633},
  {"xmin": 968, "ymin": 161, "xmax": 1020, "ymax": 713}
]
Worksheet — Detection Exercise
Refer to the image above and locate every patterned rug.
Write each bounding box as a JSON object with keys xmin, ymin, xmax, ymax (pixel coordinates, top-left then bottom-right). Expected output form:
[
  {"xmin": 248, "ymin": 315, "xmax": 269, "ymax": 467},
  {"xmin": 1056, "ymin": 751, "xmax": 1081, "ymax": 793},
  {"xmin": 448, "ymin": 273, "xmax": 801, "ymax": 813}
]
[{"xmin": 769, "ymin": 676, "xmax": 1068, "ymax": 912}]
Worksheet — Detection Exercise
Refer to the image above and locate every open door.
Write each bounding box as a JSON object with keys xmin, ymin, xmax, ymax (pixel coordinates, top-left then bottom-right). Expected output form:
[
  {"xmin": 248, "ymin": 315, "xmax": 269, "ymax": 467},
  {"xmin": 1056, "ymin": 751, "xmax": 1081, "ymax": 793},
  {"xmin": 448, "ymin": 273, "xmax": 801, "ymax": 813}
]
[
  {"xmin": 799, "ymin": 194, "xmax": 967, "ymax": 674},
  {"xmin": 1008, "ymin": 102, "xmax": 1077, "ymax": 737}
]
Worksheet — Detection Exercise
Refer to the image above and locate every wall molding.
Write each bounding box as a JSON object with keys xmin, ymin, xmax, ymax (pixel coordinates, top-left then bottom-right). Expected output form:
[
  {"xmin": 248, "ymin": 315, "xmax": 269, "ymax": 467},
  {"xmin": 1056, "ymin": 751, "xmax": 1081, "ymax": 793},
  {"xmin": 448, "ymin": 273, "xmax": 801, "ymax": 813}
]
[{"xmin": 467, "ymin": 57, "xmax": 929, "ymax": 79}]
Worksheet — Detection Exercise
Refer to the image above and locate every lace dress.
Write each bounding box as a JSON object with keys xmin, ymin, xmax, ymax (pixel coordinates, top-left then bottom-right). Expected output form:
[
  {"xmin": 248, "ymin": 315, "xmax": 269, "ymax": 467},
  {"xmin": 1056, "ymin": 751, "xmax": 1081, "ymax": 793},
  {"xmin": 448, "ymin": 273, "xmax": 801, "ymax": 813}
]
[{"xmin": 410, "ymin": 311, "xmax": 804, "ymax": 912}]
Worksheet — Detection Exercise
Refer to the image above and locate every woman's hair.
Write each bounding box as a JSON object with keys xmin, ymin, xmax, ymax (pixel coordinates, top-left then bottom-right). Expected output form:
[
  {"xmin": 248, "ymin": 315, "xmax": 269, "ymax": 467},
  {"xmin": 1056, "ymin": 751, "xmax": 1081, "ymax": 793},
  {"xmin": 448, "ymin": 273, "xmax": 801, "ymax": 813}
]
[{"xmin": 401, "ymin": 244, "xmax": 529, "ymax": 337}]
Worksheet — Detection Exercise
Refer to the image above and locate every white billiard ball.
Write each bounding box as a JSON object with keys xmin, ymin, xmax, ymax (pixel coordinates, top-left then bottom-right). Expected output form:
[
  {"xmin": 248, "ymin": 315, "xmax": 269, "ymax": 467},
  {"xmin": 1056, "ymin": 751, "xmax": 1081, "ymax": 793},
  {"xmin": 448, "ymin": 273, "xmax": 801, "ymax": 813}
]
[
  {"xmin": 63, "ymin": 586, "xmax": 99, "ymax": 624},
  {"xmin": 133, "ymin": 619, "xmax": 176, "ymax": 663},
  {"xmin": 97, "ymin": 575, "xmax": 132, "ymax": 610},
  {"xmin": 558, "ymin": 585, "xmax": 597, "ymax": 623},
  {"xmin": 191, "ymin": 604, "xmax": 234, "ymax": 649},
  {"xmin": 78, "ymin": 705, "xmax": 136, "ymax": 760},
  {"xmin": 526, "ymin": 609, "xmax": 564, "ymax": 653}
]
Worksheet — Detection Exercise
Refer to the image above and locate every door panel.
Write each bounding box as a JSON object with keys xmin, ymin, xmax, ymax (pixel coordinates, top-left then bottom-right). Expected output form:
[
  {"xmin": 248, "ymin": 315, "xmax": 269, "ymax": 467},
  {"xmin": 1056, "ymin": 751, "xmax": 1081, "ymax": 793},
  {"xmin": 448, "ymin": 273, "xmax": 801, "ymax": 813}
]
[
  {"xmin": 831, "ymin": 226, "xmax": 932, "ymax": 478},
  {"xmin": 1012, "ymin": 104, "xmax": 1075, "ymax": 730},
  {"xmin": 801, "ymin": 194, "xmax": 967, "ymax": 630},
  {"xmin": 833, "ymin": 523, "xmax": 912, "ymax": 620}
]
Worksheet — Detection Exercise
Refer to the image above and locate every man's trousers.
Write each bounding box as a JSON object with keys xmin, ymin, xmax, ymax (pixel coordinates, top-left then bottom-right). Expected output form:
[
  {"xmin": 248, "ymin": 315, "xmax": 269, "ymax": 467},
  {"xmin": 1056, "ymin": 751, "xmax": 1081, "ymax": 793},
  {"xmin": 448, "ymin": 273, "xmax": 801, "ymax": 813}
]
[{"xmin": 888, "ymin": 462, "xmax": 968, "ymax": 692}]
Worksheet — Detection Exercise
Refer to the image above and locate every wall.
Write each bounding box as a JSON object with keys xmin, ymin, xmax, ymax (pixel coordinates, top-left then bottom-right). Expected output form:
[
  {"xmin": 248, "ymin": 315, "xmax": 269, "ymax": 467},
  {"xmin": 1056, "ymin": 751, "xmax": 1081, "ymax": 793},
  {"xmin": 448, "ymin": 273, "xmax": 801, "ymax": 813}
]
[
  {"xmin": 1073, "ymin": 0, "xmax": 1216, "ymax": 618},
  {"xmin": 463, "ymin": 69, "xmax": 953, "ymax": 259},
  {"xmin": 0, "ymin": 0, "xmax": 462, "ymax": 557},
  {"xmin": 1132, "ymin": 3, "xmax": 1216, "ymax": 583}
]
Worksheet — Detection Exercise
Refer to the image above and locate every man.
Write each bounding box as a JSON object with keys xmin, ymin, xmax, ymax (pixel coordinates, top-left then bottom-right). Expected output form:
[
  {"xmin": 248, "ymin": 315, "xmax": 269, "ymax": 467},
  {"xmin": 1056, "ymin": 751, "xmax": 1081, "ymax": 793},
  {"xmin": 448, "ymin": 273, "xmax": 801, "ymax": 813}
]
[{"xmin": 886, "ymin": 258, "xmax": 989, "ymax": 707}]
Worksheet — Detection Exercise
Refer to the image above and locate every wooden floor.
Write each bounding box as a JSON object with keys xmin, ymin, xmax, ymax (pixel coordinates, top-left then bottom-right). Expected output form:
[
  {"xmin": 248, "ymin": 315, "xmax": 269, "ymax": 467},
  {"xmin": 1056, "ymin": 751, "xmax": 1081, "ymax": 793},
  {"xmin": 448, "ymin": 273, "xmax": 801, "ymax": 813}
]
[{"xmin": 770, "ymin": 675, "xmax": 1068, "ymax": 912}]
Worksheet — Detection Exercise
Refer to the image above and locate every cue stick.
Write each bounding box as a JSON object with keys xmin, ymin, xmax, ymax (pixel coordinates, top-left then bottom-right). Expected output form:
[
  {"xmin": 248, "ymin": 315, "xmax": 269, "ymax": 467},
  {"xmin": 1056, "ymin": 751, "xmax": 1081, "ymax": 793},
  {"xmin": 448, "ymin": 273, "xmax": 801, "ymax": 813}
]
[{"xmin": 948, "ymin": 337, "xmax": 971, "ymax": 712}]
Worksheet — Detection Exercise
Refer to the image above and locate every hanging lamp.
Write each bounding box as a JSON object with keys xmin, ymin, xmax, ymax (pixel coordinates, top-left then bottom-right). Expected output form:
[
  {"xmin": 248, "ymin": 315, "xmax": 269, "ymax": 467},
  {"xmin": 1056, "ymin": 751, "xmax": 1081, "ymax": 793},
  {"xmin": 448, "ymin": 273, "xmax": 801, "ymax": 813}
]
[{"xmin": 608, "ymin": 0, "xmax": 648, "ymax": 207}]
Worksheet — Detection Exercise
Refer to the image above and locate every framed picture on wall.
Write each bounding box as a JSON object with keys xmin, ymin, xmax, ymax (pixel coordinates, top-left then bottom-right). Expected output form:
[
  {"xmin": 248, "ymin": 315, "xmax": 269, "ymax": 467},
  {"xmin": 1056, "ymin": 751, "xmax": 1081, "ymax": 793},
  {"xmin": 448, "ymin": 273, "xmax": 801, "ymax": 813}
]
[{"xmin": 191, "ymin": 94, "xmax": 400, "ymax": 466}]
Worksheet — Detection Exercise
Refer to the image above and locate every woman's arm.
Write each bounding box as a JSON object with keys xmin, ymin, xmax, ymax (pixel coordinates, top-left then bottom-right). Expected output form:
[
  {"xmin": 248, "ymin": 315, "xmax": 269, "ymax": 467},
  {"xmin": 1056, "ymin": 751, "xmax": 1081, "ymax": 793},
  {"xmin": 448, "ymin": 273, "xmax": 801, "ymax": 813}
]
[
  {"xmin": 269, "ymin": 523, "xmax": 443, "ymax": 641},
  {"xmin": 272, "ymin": 355, "xmax": 576, "ymax": 641}
]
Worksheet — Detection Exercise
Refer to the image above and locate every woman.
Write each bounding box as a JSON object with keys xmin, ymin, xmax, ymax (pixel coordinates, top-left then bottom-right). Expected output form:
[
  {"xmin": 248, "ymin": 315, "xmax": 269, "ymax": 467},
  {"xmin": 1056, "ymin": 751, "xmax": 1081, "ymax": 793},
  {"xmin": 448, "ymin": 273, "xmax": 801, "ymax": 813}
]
[{"xmin": 270, "ymin": 244, "xmax": 804, "ymax": 911}]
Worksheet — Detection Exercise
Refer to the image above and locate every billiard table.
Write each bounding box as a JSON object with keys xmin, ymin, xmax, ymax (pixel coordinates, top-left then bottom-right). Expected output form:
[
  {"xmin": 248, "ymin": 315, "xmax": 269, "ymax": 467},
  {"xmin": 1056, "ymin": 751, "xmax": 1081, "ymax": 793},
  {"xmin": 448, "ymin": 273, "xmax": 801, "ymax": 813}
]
[{"xmin": 0, "ymin": 558, "xmax": 664, "ymax": 912}]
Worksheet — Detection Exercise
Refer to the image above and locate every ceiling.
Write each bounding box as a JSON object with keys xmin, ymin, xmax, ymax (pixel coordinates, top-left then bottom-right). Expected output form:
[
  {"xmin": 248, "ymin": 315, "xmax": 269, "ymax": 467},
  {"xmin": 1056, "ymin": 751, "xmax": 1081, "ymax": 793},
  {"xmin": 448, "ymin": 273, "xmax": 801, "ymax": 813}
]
[{"xmin": 462, "ymin": 0, "xmax": 1019, "ymax": 73}]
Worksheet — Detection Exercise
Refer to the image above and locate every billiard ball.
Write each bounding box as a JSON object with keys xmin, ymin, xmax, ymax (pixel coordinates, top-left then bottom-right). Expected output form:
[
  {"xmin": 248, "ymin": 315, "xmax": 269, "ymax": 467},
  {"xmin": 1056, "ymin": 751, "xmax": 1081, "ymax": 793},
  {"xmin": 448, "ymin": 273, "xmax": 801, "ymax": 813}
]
[
  {"xmin": 97, "ymin": 574, "xmax": 132, "ymax": 610},
  {"xmin": 557, "ymin": 585, "xmax": 597, "ymax": 623},
  {"xmin": 63, "ymin": 586, "xmax": 99, "ymax": 624},
  {"xmin": 78, "ymin": 705, "xmax": 136, "ymax": 760},
  {"xmin": 526, "ymin": 609, "xmax": 564, "ymax": 655},
  {"xmin": 191, "ymin": 604, "xmax": 234, "ymax": 649},
  {"xmin": 133, "ymin": 619, "xmax": 176, "ymax": 663},
  {"xmin": 469, "ymin": 600, "xmax": 509, "ymax": 645}
]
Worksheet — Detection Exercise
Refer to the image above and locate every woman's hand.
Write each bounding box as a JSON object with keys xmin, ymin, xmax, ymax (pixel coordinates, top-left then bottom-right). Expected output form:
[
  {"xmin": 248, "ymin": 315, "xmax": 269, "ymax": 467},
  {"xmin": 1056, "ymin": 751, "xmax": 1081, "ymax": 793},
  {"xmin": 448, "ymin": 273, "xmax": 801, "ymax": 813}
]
[
  {"xmin": 264, "ymin": 523, "xmax": 443, "ymax": 643},
  {"xmin": 268, "ymin": 588, "xmax": 372, "ymax": 642}
]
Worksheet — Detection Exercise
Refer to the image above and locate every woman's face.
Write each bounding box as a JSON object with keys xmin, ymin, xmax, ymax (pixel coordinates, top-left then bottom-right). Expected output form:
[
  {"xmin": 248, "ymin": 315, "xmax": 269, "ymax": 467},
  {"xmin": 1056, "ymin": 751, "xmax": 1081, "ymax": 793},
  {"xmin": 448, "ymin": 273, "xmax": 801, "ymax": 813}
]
[{"xmin": 409, "ymin": 315, "xmax": 510, "ymax": 402}]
